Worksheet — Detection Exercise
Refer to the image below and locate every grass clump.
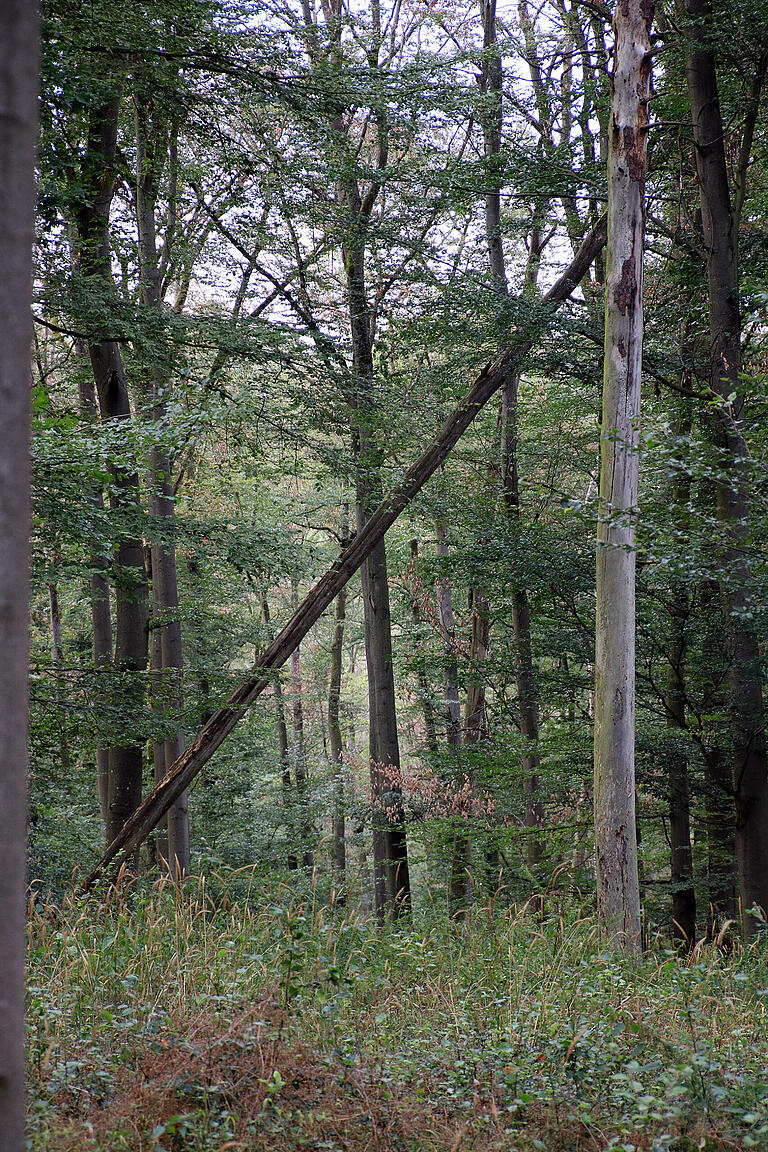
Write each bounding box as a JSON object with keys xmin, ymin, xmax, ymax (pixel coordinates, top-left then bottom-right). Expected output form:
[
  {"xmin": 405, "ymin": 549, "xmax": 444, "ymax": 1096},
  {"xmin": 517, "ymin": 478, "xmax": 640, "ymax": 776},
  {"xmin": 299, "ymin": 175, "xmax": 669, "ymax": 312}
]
[{"xmin": 26, "ymin": 874, "xmax": 768, "ymax": 1151}]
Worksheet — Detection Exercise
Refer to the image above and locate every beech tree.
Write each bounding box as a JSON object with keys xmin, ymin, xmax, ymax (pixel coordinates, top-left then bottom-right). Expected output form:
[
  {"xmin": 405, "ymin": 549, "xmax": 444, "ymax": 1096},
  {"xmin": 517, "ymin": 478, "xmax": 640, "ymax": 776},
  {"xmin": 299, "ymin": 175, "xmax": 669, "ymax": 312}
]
[
  {"xmin": 593, "ymin": 0, "xmax": 653, "ymax": 949},
  {"xmin": 0, "ymin": 2, "xmax": 39, "ymax": 1147}
]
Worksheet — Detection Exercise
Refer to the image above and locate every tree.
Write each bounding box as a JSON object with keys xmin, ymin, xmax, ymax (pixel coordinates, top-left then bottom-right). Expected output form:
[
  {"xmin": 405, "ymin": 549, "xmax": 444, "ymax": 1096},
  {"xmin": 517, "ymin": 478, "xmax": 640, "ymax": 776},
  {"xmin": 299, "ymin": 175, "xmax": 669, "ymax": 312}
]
[
  {"xmin": 682, "ymin": 0, "xmax": 768, "ymax": 936},
  {"xmin": 0, "ymin": 1, "xmax": 39, "ymax": 1146},
  {"xmin": 593, "ymin": 0, "xmax": 653, "ymax": 949}
]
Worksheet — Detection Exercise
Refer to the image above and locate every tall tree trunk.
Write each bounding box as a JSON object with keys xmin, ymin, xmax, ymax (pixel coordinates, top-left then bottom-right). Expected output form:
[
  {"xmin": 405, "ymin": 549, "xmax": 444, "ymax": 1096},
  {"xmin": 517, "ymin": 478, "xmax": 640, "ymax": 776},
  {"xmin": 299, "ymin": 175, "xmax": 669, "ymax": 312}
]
[
  {"xmin": 664, "ymin": 401, "xmax": 696, "ymax": 946},
  {"xmin": 481, "ymin": 0, "xmax": 545, "ymax": 865},
  {"xmin": 0, "ymin": 3, "xmax": 38, "ymax": 1145},
  {"xmin": 593, "ymin": 0, "xmax": 652, "ymax": 950},
  {"xmin": 74, "ymin": 92, "xmax": 149, "ymax": 853},
  {"xmin": 82, "ymin": 217, "xmax": 608, "ymax": 892},
  {"xmin": 683, "ymin": 0, "xmax": 768, "ymax": 935},
  {"xmin": 134, "ymin": 94, "xmax": 190, "ymax": 877}
]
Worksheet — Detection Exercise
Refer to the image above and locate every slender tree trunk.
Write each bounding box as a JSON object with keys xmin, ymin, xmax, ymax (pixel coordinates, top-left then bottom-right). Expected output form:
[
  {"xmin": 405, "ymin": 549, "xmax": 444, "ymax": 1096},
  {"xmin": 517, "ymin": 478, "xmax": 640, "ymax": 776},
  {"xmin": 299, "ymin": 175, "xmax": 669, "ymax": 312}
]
[
  {"xmin": 665, "ymin": 593, "xmax": 696, "ymax": 945},
  {"xmin": 290, "ymin": 581, "xmax": 314, "ymax": 869},
  {"xmin": 664, "ymin": 401, "xmax": 696, "ymax": 946},
  {"xmin": 683, "ymin": 0, "xmax": 768, "ymax": 934},
  {"xmin": 435, "ymin": 521, "xmax": 463, "ymax": 751},
  {"xmin": 134, "ymin": 95, "xmax": 190, "ymax": 877},
  {"xmin": 449, "ymin": 587, "xmax": 490, "ymax": 916},
  {"xmin": 593, "ymin": 0, "xmax": 653, "ymax": 950},
  {"xmin": 698, "ymin": 578, "xmax": 738, "ymax": 928},
  {"xmin": 82, "ymin": 218, "xmax": 608, "ymax": 892},
  {"xmin": 408, "ymin": 541, "xmax": 440, "ymax": 755},
  {"xmin": 75, "ymin": 93, "xmax": 149, "ymax": 854},
  {"xmin": 328, "ymin": 584, "xmax": 348, "ymax": 879},
  {"xmin": 47, "ymin": 577, "xmax": 72, "ymax": 772},
  {"xmin": 262, "ymin": 594, "xmax": 297, "ymax": 870},
  {"xmin": 480, "ymin": 0, "xmax": 545, "ymax": 865},
  {"xmin": 76, "ymin": 371, "xmax": 113, "ymax": 822},
  {"xmin": 0, "ymin": 4, "xmax": 38, "ymax": 1144}
]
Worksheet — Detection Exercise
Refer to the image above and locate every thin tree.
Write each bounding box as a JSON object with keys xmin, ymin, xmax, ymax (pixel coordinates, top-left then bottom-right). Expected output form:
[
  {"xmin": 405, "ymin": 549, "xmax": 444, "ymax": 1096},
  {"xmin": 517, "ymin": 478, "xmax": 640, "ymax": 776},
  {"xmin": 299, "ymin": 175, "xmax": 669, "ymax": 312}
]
[
  {"xmin": 593, "ymin": 0, "xmax": 653, "ymax": 950},
  {"xmin": 0, "ymin": 2, "xmax": 39, "ymax": 1147}
]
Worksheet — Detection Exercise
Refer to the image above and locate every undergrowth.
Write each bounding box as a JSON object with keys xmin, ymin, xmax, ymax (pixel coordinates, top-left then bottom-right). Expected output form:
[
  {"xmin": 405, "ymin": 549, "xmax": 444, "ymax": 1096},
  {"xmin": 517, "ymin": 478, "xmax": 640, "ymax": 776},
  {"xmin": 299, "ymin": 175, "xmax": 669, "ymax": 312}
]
[{"xmin": 26, "ymin": 872, "xmax": 768, "ymax": 1151}]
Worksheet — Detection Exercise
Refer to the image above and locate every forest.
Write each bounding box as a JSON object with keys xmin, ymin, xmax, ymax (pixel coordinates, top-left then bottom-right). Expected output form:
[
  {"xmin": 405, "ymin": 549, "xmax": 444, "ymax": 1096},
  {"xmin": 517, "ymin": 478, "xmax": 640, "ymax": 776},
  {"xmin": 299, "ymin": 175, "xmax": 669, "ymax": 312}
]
[{"xmin": 1, "ymin": 0, "xmax": 768, "ymax": 1148}]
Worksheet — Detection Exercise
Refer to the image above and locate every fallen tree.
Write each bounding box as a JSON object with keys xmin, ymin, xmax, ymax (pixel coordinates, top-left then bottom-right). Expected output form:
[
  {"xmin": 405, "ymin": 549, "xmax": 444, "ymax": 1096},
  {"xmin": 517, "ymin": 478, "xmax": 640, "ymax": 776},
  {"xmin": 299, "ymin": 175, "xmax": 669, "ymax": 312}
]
[{"xmin": 83, "ymin": 214, "xmax": 607, "ymax": 892}]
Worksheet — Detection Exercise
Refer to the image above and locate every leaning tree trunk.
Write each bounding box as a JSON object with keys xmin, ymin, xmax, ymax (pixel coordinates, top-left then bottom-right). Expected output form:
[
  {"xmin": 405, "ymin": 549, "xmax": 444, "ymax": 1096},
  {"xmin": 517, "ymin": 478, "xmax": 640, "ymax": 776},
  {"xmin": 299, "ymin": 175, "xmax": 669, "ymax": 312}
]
[
  {"xmin": 81, "ymin": 217, "xmax": 607, "ymax": 892},
  {"xmin": 0, "ymin": 4, "xmax": 38, "ymax": 1147},
  {"xmin": 684, "ymin": 0, "xmax": 768, "ymax": 935},
  {"xmin": 593, "ymin": 0, "xmax": 653, "ymax": 951}
]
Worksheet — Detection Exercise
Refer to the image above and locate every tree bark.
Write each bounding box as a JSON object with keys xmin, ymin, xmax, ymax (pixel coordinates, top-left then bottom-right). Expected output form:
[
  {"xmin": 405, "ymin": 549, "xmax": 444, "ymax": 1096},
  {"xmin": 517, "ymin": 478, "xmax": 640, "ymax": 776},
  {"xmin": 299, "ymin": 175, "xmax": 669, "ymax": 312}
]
[
  {"xmin": 0, "ymin": 3, "xmax": 38, "ymax": 1146},
  {"xmin": 82, "ymin": 216, "xmax": 607, "ymax": 892},
  {"xmin": 593, "ymin": 0, "xmax": 652, "ymax": 951},
  {"xmin": 683, "ymin": 0, "xmax": 768, "ymax": 935}
]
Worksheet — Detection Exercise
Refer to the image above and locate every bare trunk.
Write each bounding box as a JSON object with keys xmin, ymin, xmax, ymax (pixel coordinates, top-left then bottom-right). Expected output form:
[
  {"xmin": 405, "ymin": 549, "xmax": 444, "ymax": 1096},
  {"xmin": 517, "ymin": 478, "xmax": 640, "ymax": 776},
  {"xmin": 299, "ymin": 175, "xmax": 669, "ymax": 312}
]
[
  {"xmin": 684, "ymin": 0, "xmax": 768, "ymax": 935},
  {"xmin": 82, "ymin": 218, "xmax": 607, "ymax": 892},
  {"xmin": 593, "ymin": 0, "xmax": 652, "ymax": 950},
  {"xmin": 0, "ymin": 5, "xmax": 38, "ymax": 1145}
]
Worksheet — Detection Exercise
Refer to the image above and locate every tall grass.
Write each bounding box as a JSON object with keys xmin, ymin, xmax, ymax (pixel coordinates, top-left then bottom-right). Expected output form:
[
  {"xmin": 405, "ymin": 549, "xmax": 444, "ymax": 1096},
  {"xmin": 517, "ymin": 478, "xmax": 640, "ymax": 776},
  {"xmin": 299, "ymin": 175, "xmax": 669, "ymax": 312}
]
[{"xmin": 26, "ymin": 873, "xmax": 768, "ymax": 1151}]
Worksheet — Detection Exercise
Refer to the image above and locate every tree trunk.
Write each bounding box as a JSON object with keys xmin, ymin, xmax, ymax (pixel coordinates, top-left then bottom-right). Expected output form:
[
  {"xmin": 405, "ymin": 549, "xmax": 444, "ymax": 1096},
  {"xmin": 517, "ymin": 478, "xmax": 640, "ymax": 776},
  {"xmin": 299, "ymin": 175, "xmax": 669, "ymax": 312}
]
[
  {"xmin": 408, "ymin": 541, "xmax": 439, "ymax": 755},
  {"xmin": 665, "ymin": 594, "xmax": 696, "ymax": 946},
  {"xmin": 593, "ymin": 0, "xmax": 652, "ymax": 950},
  {"xmin": 480, "ymin": 0, "xmax": 544, "ymax": 866},
  {"xmin": 262, "ymin": 594, "xmax": 297, "ymax": 870},
  {"xmin": 290, "ymin": 581, "xmax": 314, "ymax": 869},
  {"xmin": 435, "ymin": 521, "xmax": 463, "ymax": 751},
  {"xmin": 82, "ymin": 217, "xmax": 607, "ymax": 892},
  {"xmin": 134, "ymin": 94, "xmax": 190, "ymax": 878},
  {"xmin": 77, "ymin": 371, "xmax": 113, "ymax": 823},
  {"xmin": 74, "ymin": 93, "xmax": 149, "ymax": 855},
  {"xmin": 0, "ymin": 4, "xmax": 38, "ymax": 1145},
  {"xmin": 683, "ymin": 0, "xmax": 768, "ymax": 935},
  {"xmin": 328, "ymin": 584, "xmax": 348, "ymax": 879}
]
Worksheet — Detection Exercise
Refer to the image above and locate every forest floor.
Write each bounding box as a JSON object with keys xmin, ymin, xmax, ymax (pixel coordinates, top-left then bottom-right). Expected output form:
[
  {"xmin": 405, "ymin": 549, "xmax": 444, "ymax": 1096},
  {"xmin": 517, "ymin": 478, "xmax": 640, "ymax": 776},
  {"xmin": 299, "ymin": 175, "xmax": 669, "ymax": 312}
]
[{"xmin": 26, "ymin": 873, "xmax": 768, "ymax": 1152}]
